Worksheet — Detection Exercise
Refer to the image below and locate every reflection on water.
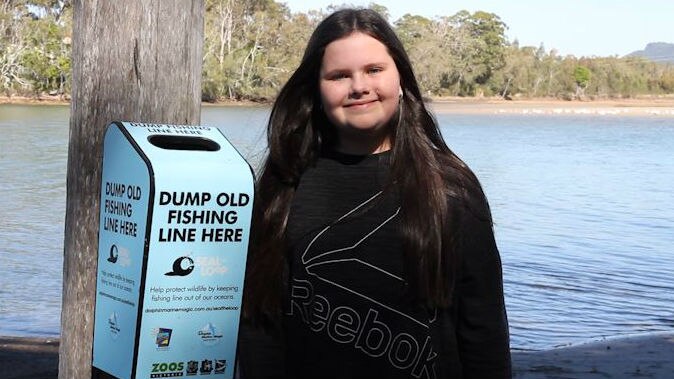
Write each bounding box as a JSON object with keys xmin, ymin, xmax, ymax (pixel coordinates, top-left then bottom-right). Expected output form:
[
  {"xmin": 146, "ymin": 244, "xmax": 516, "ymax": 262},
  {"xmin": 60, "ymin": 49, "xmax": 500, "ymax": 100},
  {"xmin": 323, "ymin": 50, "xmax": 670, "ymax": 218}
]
[{"xmin": 1, "ymin": 104, "xmax": 673, "ymax": 350}]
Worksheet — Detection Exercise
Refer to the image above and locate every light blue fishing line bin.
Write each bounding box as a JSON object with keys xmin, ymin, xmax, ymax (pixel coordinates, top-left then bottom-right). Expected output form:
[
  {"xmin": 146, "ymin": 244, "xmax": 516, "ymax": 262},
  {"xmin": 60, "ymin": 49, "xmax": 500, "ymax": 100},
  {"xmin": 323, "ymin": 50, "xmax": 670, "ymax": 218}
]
[{"xmin": 92, "ymin": 122, "xmax": 254, "ymax": 379}]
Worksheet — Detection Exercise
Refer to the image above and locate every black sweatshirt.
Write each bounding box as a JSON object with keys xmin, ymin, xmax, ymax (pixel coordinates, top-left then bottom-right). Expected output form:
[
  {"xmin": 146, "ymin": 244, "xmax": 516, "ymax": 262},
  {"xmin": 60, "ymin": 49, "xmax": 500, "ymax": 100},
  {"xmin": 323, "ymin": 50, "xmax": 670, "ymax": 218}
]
[{"xmin": 239, "ymin": 150, "xmax": 511, "ymax": 379}]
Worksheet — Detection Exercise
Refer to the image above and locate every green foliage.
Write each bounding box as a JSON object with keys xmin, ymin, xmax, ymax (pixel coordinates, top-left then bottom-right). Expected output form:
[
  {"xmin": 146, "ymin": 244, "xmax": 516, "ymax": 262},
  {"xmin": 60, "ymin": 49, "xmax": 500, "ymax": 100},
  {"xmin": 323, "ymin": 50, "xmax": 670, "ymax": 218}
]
[
  {"xmin": 660, "ymin": 68, "xmax": 674, "ymax": 92},
  {"xmin": 394, "ymin": 10, "xmax": 508, "ymax": 97},
  {"xmin": 20, "ymin": 17, "xmax": 71, "ymax": 95},
  {"xmin": 0, "ymin": 0, "xmax": 672, "ymax": 100},
  {"xmin": 574, "ymin": 66, "xmax": 591, "ymax": 88},
  {"xmin": 0, "ymin": 0, "xmax": 71, "ymax": 97},
  {"xmin": 202, "ymin": 0, "xmax": 312, "ymax": 101}
]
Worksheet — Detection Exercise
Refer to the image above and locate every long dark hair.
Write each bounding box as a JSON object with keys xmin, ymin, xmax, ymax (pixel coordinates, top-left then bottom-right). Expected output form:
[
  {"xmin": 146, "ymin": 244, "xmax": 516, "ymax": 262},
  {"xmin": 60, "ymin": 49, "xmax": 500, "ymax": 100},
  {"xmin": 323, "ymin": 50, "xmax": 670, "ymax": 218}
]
[{"xmin": 243, "ymin": 8, "xmax": 489, "ymax": 324}]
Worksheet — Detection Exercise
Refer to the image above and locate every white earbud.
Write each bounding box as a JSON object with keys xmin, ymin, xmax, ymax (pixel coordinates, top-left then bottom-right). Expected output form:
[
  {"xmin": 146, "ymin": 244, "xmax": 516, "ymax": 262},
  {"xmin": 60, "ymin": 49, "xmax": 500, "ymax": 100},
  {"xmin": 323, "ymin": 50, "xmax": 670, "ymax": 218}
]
[{"xmin": 398, "ymin": 87, "xmax": 403, "ymax": 99}]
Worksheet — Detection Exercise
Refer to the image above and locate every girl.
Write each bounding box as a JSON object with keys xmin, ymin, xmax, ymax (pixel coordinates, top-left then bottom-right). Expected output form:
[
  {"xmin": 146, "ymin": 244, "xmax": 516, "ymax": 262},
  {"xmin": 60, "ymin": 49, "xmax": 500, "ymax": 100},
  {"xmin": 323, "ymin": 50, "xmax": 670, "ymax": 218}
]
[{"xmin": 239, "ymin": 8, "xmax": 511, "ymax": 379}]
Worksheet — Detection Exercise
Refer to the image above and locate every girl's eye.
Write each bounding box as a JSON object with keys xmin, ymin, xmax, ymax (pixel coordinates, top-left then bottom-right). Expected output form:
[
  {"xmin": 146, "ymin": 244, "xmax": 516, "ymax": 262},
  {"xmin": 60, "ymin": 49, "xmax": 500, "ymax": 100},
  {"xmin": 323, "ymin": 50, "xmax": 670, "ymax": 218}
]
[
  {"xmin": 367, "ymin": 67, "xmax": 383, "ymax": 74},
  {"xmin": 330, "ymin": 73, "xmax": 348, "ymax": 80}
]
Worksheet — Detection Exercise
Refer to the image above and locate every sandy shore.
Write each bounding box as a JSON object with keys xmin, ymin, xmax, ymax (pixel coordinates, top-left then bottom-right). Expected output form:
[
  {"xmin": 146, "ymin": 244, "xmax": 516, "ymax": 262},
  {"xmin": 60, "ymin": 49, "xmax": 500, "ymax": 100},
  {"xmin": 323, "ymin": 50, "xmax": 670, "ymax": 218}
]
[
  {"xmin": 4, "ymin": 96, "xmax": 674, "ymax": 117},
  {"xmin": 2, "ymin": 332, "xmax": 673, "ymax": 378},
  {"xmin": 512, "ymin": 332, "xmax": 674, "ymax": 378},
  {"xmin": 427, "ymin": 97, "xmax": 674, "ymax": 116}
]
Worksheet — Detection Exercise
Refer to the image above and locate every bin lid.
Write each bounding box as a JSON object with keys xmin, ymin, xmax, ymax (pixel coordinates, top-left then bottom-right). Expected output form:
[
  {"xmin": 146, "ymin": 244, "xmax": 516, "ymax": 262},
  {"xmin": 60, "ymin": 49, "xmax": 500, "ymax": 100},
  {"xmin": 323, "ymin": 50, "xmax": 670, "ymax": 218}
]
[{"xmin": 112, "ymin": 121, "xmax": 248, "ymax": 169}]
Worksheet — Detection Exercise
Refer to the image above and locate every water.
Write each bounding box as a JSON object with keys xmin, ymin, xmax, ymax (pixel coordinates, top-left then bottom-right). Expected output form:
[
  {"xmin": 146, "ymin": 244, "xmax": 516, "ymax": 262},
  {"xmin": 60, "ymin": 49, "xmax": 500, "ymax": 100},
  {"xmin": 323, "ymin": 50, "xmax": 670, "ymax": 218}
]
[
  {"xmin": 1, "ymin": 104, "xmax": 673, "ymax": 351},
  {"xmin": 437, "ymin": 114, "xmax": 674, "ymax": 350},
  {"xmin": 0, "ymin": 105, "xmax": 69, "ymax": 336}
]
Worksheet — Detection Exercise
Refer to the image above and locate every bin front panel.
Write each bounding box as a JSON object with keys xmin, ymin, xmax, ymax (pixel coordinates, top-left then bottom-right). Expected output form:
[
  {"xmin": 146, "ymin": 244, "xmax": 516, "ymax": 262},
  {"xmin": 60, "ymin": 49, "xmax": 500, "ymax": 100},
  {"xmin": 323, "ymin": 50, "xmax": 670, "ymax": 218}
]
[{"xmin": 118, "ymin": 122, "xmax": 253, "ymax": 379}]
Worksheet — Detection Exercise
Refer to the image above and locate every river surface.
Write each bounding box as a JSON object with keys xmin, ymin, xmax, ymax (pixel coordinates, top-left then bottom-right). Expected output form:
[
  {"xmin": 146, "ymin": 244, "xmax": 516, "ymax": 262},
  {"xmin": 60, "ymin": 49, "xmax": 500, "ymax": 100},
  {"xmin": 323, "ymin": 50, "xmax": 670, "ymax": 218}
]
[{"xmin": 1, "ymin": 104, "xmax": 673, "ymax": 351}]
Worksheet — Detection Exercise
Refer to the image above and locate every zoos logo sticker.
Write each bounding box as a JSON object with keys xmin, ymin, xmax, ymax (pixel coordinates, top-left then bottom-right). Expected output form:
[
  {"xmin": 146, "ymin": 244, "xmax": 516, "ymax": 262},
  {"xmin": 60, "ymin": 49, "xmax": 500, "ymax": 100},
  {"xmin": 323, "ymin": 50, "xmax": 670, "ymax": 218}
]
[{"xmin": 150, "ymin": 361, "xmax": 184, "ymax": 377}]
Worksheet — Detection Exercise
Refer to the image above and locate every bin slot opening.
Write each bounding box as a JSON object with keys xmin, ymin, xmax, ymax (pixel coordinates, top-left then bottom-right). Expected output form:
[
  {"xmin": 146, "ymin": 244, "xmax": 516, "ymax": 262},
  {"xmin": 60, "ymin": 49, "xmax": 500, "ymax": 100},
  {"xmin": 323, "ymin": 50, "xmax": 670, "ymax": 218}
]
[{"xmin": 148, "ymin": 135, "xmax": 220, "ymax": 151}]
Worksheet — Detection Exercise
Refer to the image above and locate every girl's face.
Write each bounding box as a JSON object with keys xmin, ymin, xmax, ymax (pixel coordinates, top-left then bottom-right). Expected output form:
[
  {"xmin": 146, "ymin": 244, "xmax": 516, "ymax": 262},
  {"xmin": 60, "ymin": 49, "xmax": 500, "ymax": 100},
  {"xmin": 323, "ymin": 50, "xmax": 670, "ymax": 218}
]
[{"xmin": 319, "ymin": 32, "xmax": 401, "ymax": 154}]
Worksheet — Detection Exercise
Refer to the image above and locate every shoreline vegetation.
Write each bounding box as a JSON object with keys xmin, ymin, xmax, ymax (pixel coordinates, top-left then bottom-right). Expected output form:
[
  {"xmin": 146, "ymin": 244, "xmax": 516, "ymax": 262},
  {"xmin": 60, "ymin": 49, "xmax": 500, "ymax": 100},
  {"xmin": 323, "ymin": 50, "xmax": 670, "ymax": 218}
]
[
  {"xmin": 4, "ymin": 95, "xmax": 674, "ymax": 117},
  {"xmin": 2, "ymin": 2, "xmax": 674, "ymax": 105},
  {"xmin": 1, "ymin": 332, "xmax": 673, "ymax": 378}
]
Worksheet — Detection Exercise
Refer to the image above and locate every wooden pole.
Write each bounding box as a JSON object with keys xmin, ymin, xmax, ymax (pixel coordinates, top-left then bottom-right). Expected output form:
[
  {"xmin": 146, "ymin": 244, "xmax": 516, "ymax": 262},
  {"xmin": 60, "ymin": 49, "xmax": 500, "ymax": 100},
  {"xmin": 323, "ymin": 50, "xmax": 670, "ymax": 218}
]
[{"xmin": 59, "ymin": 1, "xmax": 204, "ymax": 377}]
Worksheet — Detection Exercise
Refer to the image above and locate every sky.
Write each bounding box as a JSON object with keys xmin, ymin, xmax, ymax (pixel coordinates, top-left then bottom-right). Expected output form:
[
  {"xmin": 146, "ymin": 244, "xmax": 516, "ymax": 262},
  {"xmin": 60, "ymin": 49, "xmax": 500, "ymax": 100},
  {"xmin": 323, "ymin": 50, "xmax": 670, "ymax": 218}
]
[{"xmin": 281, "ymin": 0, "xmax": 674, "ymax": 58}]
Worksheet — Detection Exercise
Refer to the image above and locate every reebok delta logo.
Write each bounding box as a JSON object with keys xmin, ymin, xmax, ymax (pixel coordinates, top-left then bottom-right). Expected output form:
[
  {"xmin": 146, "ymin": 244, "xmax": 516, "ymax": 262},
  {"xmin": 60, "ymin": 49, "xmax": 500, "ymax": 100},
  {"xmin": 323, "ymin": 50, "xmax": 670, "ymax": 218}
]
[{"xmin": 289, "ymin": 191, "xmax": 438, "ymax": 379}]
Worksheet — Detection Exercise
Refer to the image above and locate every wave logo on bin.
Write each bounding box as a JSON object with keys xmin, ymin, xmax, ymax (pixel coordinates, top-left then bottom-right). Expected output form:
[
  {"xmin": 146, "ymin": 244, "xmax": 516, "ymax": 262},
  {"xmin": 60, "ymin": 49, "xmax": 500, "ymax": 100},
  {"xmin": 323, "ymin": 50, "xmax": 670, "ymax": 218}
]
[
  {"xmin": 165, "ymin": 255, "xmax": 228, "ymax": 277},
  {"xmin": 197, "ymin": 322, "xmax": 223, "ymax": 346},
  {"xmin": 107, "ymin": 244, "xmax": 132, "ymax": 267},
  {"xmin": 165, "ymin": 256, "xmax": 194, "ymax": 276},
  {"xmin": 107, "ymin": 245, "xmax": 118, "ymax": 263}
]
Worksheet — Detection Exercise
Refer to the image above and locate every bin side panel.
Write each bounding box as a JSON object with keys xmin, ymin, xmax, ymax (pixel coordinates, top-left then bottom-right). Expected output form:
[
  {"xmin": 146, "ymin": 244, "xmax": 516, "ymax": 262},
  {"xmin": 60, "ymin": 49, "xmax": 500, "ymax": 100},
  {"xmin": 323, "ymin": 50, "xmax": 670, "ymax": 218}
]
[{"xmin": 93, "ymin": 124, "xmax": 152, "ymax": 379}]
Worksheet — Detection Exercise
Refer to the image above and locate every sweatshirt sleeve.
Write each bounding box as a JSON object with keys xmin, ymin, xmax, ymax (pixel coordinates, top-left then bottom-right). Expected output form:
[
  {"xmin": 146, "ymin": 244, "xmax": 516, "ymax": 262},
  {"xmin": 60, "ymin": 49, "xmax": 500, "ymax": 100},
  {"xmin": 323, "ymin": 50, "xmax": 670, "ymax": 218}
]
[{"xmin": 454, "ymin": 198, "xmax": 512, "ymax": 379}]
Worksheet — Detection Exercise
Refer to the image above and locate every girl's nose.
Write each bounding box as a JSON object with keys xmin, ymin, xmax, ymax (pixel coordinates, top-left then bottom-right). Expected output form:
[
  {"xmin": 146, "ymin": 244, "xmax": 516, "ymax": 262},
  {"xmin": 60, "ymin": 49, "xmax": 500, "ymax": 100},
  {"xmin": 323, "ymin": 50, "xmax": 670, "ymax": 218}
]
[{"xmin": 349, "ymin": 73, "xmax": 370, "ymax": 98}]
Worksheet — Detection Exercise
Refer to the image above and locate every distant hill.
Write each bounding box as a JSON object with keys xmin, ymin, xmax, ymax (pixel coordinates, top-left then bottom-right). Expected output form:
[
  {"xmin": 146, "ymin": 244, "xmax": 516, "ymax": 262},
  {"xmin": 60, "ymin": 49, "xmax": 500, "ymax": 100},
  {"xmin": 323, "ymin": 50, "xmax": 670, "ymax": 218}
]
[{"xmin": 627, "ymin": 42, "xmax": 674, "ymax": 63}]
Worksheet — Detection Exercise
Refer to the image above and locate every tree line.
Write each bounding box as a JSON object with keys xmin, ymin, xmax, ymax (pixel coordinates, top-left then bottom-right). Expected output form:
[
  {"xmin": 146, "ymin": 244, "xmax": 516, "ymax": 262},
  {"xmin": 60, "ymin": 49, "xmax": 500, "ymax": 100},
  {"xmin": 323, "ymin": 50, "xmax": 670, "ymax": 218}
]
[{"xmin": 2, "ymin": 0, "xmax": 673, "ymax": 101}]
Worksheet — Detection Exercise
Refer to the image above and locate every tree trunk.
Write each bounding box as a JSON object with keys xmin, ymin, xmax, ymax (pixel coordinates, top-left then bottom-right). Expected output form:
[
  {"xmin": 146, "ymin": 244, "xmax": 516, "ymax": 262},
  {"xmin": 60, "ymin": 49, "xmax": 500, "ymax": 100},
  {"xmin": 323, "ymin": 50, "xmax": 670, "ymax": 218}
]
[
  {"xmin": 501, "ymin": 77, "xmax": 512, "ymax": 98},
  {"xmin": 533, "ymin": 76, "xmax": 542, "ymax": 97},
  {"xmin": 59, "ymin": 1, "xmax": 204, "ymax": 378},
  {"xmin": 575, "ymin": 83, "xmax": 586, "ymax": 100}
]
